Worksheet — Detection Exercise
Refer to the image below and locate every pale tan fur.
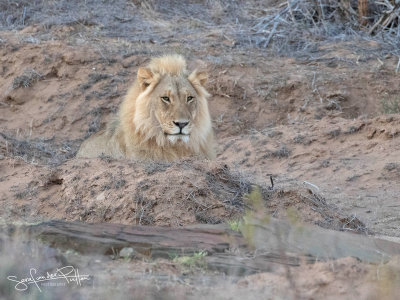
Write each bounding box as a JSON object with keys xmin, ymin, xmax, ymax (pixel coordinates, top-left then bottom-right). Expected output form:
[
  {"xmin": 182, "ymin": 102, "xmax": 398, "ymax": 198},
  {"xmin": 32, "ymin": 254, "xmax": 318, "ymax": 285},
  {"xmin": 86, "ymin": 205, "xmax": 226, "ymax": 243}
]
[{"xmin": 76, "ymin": 55, "xmax": 216, "ymax": 161}]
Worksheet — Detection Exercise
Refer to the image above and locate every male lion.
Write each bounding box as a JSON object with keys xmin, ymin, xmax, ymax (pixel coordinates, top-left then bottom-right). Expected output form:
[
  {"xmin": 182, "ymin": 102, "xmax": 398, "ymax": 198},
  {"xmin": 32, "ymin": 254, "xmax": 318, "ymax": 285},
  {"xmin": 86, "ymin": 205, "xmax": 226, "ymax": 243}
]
[{"xmin": 76, "ymin": 55, "xmax": 216, "ymax": 161}]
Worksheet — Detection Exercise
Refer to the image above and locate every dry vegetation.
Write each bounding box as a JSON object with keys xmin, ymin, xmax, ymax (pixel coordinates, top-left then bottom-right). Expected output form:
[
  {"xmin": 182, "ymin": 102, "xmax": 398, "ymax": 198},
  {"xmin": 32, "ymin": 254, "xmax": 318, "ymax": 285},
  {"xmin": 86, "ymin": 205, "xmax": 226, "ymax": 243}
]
[{"xmin": 1, "ymin": 0, "xmax": 400, "ymax": 299}]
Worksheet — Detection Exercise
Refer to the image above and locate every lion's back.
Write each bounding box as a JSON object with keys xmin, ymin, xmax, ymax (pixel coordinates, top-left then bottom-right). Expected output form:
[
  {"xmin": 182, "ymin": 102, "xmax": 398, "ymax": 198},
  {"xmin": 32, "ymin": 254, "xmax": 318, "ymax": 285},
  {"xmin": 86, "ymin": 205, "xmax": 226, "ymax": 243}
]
[{"xmin": 76, "ymin": 128, "xmax": 124, "ymax": 159}]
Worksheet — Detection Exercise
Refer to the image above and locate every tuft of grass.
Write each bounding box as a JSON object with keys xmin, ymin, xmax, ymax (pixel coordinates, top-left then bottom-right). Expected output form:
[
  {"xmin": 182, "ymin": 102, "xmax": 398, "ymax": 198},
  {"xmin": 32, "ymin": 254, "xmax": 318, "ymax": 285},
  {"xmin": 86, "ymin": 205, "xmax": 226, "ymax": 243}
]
[
  {"xmin": 381, "ymin": 98, "xmax": 400, "ymax": 114},
  {"xmin": 293, "ymin": 134, "xmax": 305, "ymax": 144},
  {"xmin": 205, "ymin": 164, "xmax": 251, "ymax": 210},
  {"xmin": 243, "ymin": 186, "xmax": 264, "ymax": 212},
  {"xmin": 14, "ymin": 187, "xmax": 38, "ymax": 199},
  {"xmin": 144, "ymin": 161, "xmax": 172, "ymax": 175},
  {"xmin": 99, "ymin": 154, "xmax": 113, "ymax": 163},
  {"xmin": 88, "ymin": 72, "xmax": 112, "ymax": 83},
  {"xmin": 195, "ymin": 212, "xmax": 222, "ymax": 225},
  {"xmin": 328, "ymin": 128, "xmax": 341, "ymax": 138},
  {"xmin": 12, "ymin": 69, "xmax": 43, "ymax": 89},
  {"xmin": 113, "ymin": 179, "xmax": 126, "ymax": 189},
  {"xmin": 271, "ymin": 145, "xmax": 291, "ymax": 158},
  {"xmin": 241, "ymin": 186, "xmax": 270, "ymax": 248},
  {"xmin": 173, "ymin": 251, "xmax": 207, "ymax": 269},
  {"xmin": 384, "ymin": 162, "xmax": 399, "ymax": 172},
  {"xmin": 133, "ymin": 192, "xmax": 155, "ymax": 225},
  {"xmin": 0, "ymin": 132, "xmax": 79, "ymax": 166},
  {"xmin": 227, "ymin": 219, "xmax": 242, "ymax": 232}
]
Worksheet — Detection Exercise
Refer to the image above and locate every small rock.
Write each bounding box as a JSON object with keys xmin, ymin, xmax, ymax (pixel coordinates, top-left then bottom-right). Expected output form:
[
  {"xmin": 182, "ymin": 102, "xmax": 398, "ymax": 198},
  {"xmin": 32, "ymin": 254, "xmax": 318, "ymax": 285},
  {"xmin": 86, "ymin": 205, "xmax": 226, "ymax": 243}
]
[
  {"xmin": 119, "ymin": 247, "xmax": 135, "ymax": 259},
  {"xmin": 96, "ymin": 191, "xmax": 105, "ymax": 201}
]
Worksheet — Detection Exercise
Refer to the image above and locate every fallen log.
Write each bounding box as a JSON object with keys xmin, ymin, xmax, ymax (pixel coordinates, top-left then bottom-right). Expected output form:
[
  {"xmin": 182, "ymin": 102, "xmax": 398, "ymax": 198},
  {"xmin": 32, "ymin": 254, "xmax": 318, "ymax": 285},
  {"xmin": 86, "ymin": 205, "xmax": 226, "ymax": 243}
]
[
  {"xmin": 5, "ymin": 218, "xmax": 400, "ymax": 276},
  {"xmin": 19, "ymin": 220, "xmax": 244, "ymax": 258},
  {"xmin": 13, "ymin": 220, "xmax": 287, "ymax": 275}
]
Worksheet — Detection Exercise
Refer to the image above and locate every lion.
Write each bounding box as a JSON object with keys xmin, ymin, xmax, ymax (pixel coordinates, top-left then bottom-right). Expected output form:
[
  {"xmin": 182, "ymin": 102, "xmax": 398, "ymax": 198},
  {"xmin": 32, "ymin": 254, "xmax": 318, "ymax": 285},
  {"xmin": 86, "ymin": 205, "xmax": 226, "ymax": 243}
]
[{"xmin": 76, "ymin": 55, "xmax": 216, "ymax": 161}]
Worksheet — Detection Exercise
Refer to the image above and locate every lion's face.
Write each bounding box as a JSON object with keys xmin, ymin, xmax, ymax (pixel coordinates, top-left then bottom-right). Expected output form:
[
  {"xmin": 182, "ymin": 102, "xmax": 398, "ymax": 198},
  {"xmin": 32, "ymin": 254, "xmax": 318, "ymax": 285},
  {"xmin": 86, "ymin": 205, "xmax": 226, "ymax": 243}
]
[
  {"xmin": 152, "ymin": 75, "xmax": 201, "ymax": 143},
  {"xmin": 134, "ymin": 67, "xmax": 211, "ymax": 147}
]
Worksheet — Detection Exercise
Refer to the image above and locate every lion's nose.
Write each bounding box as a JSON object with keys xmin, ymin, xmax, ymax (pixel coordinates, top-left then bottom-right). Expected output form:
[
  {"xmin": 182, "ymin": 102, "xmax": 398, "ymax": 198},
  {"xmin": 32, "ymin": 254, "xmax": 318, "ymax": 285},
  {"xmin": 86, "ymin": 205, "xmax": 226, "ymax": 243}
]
[{"xmin": 173, "ymin": 121, "xmax": 189, "ymax": 130}]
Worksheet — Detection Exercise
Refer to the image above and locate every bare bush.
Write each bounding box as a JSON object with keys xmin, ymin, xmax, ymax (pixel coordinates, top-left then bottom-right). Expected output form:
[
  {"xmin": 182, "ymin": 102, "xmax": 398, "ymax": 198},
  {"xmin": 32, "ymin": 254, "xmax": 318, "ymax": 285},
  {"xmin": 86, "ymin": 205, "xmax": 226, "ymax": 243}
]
[{"xmin": 252, "ymin": 0, "xmax": 400, "ymax": 54}]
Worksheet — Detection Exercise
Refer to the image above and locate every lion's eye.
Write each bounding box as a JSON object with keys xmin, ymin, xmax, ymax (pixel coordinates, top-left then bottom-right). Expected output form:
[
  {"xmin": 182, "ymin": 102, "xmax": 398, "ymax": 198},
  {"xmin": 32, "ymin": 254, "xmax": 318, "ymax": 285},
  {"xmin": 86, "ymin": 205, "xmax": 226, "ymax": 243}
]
[
  {"xmin": 187, "ymin": 96, "xmax": 194, "ymax": 103},
  {"xmin": 161, "ymin": 96, "xmax": 170, "ymax": 103}
]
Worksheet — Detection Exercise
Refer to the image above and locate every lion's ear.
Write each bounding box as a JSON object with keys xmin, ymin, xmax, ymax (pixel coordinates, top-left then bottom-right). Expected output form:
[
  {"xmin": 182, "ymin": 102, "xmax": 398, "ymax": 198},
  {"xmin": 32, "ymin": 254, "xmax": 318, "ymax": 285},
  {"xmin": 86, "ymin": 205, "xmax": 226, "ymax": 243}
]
[
  {"xmin": 137, "ymin": 67, "xmax": 154, "ymax": 90},
  {"xmin": 188, "ymin": 69, "xmax": 208, "ymax": 87}
]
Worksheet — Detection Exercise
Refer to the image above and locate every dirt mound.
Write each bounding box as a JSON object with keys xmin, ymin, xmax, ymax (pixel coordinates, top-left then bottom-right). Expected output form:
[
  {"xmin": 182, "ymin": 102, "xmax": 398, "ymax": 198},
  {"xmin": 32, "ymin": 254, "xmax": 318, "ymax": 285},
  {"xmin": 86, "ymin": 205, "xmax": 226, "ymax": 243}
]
[
  {"xmin": 0, "ymin": 159, "xmax": 247, "ymax": 226},
  {"xmin": 262, "ymin": 187, "xmax": 367, "ymax": 233},
  {"xmin": 0, "ymin": 156, "xmax": 366, "ymax": 234}
]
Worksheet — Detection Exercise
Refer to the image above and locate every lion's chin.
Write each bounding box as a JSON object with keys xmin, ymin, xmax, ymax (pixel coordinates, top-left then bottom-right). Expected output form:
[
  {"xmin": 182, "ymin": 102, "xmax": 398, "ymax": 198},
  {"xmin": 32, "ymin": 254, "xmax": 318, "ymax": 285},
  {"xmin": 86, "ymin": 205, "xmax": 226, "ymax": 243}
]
[{"xmin": 166, "ymin": 134, "xmax": 190, "ymax": 144}]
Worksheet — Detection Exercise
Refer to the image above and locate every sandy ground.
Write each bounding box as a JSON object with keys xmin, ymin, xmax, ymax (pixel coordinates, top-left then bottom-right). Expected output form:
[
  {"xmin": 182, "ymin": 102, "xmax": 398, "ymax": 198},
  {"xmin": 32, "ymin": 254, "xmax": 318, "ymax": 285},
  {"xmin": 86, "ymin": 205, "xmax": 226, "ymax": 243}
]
[{"xmin": 1, "ymin": 1, "xmax": 400, "ymax": 299}]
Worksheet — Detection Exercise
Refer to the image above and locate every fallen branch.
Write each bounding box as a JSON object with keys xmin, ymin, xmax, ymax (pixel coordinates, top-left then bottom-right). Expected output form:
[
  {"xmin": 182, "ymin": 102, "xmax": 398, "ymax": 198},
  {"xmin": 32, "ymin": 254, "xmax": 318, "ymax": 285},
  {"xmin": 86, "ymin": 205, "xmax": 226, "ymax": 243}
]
[{"xmin": 368, "ymin": 3, "xmax": 400, "ymax": 34}]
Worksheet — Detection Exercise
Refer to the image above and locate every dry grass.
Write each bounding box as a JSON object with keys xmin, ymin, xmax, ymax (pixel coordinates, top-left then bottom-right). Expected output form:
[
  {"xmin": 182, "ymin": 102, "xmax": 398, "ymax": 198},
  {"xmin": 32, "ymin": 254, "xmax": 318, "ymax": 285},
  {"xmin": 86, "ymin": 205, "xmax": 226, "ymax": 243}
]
[
  {"xmin": 133, "ymin": 192, "xmax": 156, "ymax": 225},
  {"xmin": 12, "ymin": 69, "xmax": 43, "ymax": 89},
  {"xmin": 271, "ymin": 145, "xmax": 291, "ymax": 158},
  {"xmin": 0, "ymin": 132, "xmax": 79, "ymax": 165},
  {"xmin": 206, "ymin": 165, "xmax": 252, "ymax": 210},
  {"xmin": 381, "ymin": 97, "xmax": 400, "ymax": 114},
  {"xmin": 1, "ymin": 0, "xmax": 399, "ymax": 60}
]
